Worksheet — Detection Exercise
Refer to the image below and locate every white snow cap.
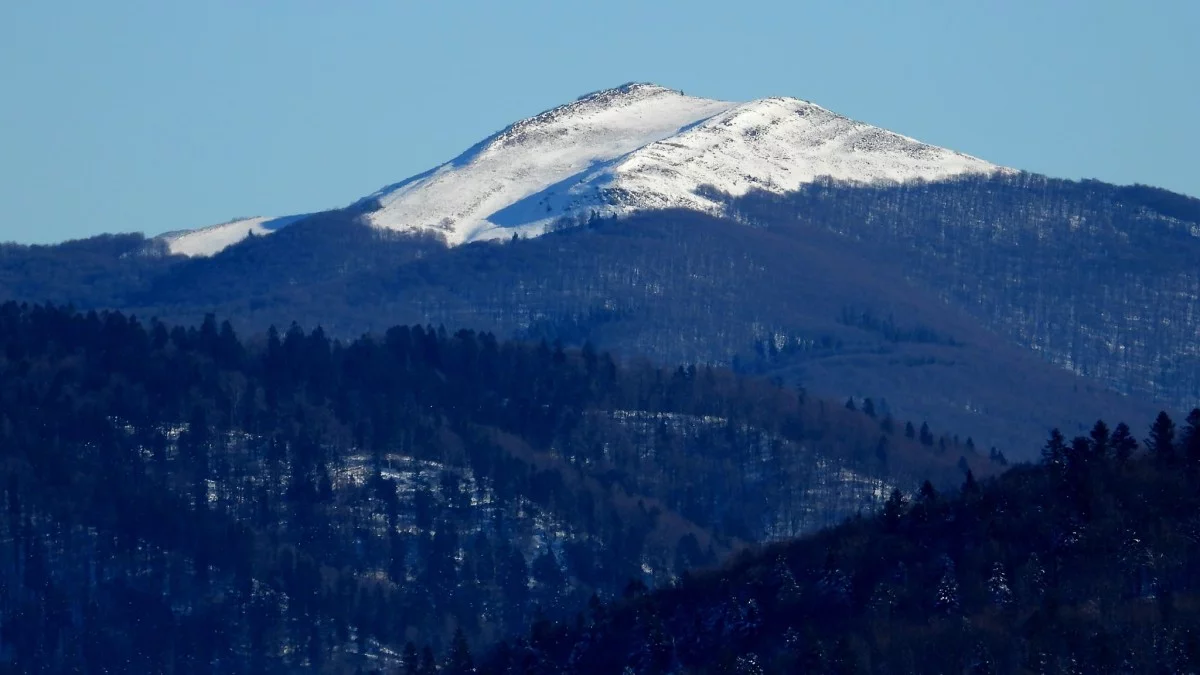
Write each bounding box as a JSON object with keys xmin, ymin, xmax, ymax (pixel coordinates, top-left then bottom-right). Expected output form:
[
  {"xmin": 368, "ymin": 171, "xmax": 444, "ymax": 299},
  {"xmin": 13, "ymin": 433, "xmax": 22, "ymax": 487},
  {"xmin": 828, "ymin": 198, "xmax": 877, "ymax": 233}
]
[
  {"xmin": 365, "ymin": 83, "xmax": 1009, "ymax": 245},
  {"xmin": 161, "ymin": 83, "xmax": 1009, "ymax": 255}
]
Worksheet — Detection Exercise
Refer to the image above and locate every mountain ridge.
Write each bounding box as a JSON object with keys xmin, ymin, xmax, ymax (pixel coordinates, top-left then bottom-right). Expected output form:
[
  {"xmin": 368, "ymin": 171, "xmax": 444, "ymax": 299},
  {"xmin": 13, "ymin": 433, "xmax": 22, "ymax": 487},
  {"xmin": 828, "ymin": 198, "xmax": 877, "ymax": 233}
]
[{"xmin": 156, "ymin": 83, "xmax": 1007, "ymax": 256}]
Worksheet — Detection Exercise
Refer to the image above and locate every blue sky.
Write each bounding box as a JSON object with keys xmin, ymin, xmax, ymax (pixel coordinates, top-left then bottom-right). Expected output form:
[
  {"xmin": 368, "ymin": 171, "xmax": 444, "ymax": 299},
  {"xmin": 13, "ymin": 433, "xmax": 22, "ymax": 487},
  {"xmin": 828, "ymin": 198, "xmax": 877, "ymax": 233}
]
[{"xmin": 1, "ymin": 1, "xmax": 1197, "ymax": 244}]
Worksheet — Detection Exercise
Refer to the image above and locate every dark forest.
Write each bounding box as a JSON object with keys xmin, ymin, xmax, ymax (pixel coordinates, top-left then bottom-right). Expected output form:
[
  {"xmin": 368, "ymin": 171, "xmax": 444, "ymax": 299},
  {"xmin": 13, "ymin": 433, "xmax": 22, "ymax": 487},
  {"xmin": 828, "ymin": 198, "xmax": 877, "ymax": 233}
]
[{"xmin": 0, "ymin": 304, "xmax": 976, "ymax": 673}]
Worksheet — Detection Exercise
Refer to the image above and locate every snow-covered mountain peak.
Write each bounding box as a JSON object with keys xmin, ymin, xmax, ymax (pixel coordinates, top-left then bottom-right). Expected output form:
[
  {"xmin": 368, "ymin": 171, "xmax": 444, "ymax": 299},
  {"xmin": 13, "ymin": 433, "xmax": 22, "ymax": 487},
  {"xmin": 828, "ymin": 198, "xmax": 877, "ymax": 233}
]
[
  {"xmin": 362, "ymin": 88, "xmax": 1008, "ymax": 244},
  {"xmin": 360, "ymin": 84, "xmax": 736, "ymax": 244},
  {"xmin": 477, "ymin": 85, "xmax": 687, "ymax": 155},
  {"xmin": 157, "ymin": 85, "xmax": 1010, "ymax": 255},
  {"xmin": 586, "ymin": 96, "xmax": 1010, "ymax": 216}
]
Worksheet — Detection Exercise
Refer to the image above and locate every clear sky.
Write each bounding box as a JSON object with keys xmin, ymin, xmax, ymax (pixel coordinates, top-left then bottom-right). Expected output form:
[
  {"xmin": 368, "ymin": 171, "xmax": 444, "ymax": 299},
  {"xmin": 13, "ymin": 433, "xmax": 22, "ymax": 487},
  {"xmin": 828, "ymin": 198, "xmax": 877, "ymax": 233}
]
[{"xmin": 1, "ymin": 1, "xmax": 1197, "ymax": 244}]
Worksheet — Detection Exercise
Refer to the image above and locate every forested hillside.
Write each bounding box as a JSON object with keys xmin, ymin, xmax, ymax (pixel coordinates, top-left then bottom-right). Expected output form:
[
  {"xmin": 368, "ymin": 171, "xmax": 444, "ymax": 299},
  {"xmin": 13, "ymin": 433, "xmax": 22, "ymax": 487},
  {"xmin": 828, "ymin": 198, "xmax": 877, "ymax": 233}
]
[
  {"xmin": 0, "ymin": 304, "xmax": 973, "ymax": 673},
  {"xmin": 0, "ymin": 193, "xmax": 1162, "ymax": 458},
  {"xmin": 483, "ymin": 410, "xmax": 1200, "ymax": 674},
  {"xmin": 732, "ymin": 173, "xmax": 1200, "ymax": 411}
]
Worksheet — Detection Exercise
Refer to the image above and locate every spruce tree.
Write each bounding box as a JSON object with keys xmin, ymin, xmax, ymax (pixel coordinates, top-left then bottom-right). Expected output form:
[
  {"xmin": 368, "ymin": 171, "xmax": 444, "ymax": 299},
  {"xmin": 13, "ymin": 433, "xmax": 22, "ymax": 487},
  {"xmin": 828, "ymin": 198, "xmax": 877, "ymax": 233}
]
[
  {"xmin": 1041, "ymin": 429, "xmax": 1067, "ymax": 468},
  {"xmin": 962, "ymin": 470, "xmax": 979, "ymax": 496},
  {"xmin": 919, "ymin": 422, "xmax": 934, "ymax": 446},
  {"xmin": 402, "ymin": 642, "xmax": 419, "ymax": 675},
  {"xmin": 419, "ymin": 645, "xmax": 438, "ymax": 675},
  {"xmin": 934, "ymin": 559, "xmax": 961, "ymax": 615},
  {"xmin": 1146, "ymin": 411, "xmax": 1177, "ymax": 466},
  {"xmin": 1089, "ymin": 420, "xmax": 1111, "ymax": 460},
  {"xmin": 445, "ymin": 627, "xmax": 473, "ymax": 674},
  {"xmin": 919, "ymin": 480, "xmax": 938, "ymax": 503},
  {"xmin": 1182, "ymin": 409, "xmax": 1200, "ymax": 467},
  {"xmin": 1111, "ymin": 422, "xmax": 1138, "ymax": 465},
  {"xmin": 882, "ymin": 488, "xmax": 907, "ymax": 531}
]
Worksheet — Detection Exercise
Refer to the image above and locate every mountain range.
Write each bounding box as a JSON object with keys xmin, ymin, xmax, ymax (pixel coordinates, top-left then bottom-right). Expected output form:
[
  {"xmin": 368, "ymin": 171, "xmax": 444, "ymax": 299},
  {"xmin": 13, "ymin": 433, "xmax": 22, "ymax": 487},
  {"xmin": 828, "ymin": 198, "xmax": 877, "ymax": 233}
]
[{"xmin": 2, "ymin": 83, "xmax": 1197, "ymax": 457}]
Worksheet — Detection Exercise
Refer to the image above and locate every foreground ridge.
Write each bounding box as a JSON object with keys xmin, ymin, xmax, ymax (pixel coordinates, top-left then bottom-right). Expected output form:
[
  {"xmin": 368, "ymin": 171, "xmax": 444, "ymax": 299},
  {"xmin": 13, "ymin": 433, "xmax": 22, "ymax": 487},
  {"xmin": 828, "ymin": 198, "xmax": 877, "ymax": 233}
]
[{"xmin": 480, "ymin": 411, "xmax": 1200, "ymax": 674}]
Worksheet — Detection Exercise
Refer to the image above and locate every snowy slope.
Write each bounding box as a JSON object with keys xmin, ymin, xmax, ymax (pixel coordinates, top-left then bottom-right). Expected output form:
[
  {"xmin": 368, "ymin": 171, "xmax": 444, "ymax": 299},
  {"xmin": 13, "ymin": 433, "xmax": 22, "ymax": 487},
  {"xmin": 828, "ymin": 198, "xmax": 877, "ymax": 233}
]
[
  {"xmin": 362, "ymin": 83, "xmax": 737, "ymax": 244},
  {"xmin": 588, "ymin": 97, "xmax": 1010, "ymax": 215},
  {"xmin": 159, "ymin": 215, "xmax": 306, "ymax": 257},
  {"xmin": 364, "ymin": 85, "xmax": 1008, "ymax": 244},
  {"xmin": 157, "ymin": 83, "xmax": 1009, "ymax": 255}
]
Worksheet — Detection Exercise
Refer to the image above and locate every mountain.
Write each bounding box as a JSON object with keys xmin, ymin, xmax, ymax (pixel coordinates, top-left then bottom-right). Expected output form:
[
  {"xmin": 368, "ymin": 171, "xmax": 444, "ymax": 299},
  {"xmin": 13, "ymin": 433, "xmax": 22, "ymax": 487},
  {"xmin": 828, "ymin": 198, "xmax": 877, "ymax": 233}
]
[
  {"xmin": 0, "ymin": 84, "xmax": 1195, "ymax": 458},
  {"xmin": 155, "ymin": 83, "xmax": 1006, "ymax": 255},
  {"xmin": 481, "ymin": 411, "xmax": 1200, "ymax": 674}
]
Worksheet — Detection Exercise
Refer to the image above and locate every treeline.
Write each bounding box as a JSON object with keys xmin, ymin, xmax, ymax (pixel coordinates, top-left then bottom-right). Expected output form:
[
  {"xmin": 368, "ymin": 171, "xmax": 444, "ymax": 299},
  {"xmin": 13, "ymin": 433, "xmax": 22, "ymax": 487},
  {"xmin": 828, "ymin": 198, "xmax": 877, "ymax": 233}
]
[
  {"xmin": 0, "ymin": 303, "xmax": 969, "ymax": 673},
  {"xmin": 482, "ymin": 410, "xmax": 1200, "ymax": 673}
]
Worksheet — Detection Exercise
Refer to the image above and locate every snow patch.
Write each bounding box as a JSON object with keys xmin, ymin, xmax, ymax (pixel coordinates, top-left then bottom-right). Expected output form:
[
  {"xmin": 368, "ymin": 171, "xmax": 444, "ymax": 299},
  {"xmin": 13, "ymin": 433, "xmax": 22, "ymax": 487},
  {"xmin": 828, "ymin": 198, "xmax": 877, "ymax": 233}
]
[
  {"xmin": 159, "ymin": 214, "xmax": 306, "ymax": 257},
  {"xmin": 592, "ymin": 97, "xmax": 1010, "ymax": 215}
]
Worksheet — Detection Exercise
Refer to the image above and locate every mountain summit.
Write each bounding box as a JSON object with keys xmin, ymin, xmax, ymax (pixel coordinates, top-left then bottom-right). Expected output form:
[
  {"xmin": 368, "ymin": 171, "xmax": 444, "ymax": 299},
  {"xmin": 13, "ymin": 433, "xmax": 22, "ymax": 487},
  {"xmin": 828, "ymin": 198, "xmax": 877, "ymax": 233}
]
[{"xmin": 160, "ymin": 83, "xmax": 1007, "ymax": 256}]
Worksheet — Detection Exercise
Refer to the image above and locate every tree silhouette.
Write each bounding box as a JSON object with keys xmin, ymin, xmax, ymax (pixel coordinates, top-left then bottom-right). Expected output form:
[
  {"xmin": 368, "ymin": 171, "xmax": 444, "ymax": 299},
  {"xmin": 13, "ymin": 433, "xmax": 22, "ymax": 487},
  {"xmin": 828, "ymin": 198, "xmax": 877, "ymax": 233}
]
[
  {"xmin": 1146, "ymin": 411, "xmax": 1177, "ymax": 466},
  {"xmin": 1111, "ymin": 422, "xmax": 1138, "ymax": 465}
]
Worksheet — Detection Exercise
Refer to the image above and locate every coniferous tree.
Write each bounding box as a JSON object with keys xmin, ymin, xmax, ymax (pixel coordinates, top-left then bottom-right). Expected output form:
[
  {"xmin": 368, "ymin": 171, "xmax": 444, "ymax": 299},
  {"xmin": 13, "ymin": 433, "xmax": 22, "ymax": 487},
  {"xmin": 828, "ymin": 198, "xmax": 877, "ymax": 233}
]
[
  {"xmin": 1146, "ymin": 412, "xmax": 1177, "ymax": 466},
  {"xmin": 882, "ymin": 488, "xmax": 907, "ymax": 532},
  {"xmin": 989, "ymin": 447, "xmax": 1008, "ymax": 465},
  {"xmin": 419, "ymin": 645, "xmax": 438, "ymax": 675},
  {"xmin": 911, "ymin": 479, "xmax": 939, "ymax": 525},
  {"xmin": 445, "ymin": 627, "xmax": 474, "ymax": 674},
  {"xmin": 875, "ymin": 435, "xmax": 889, "ymax": 467},
  {"xmin": 403, "ymin": 642, "xmax": 420, "ymax": 675},
  {"xmin": 1067, "ymin": 436, "xmax": 1091, "ymax": 472},
  {"xmin": 1041, "ymin": 429, "xmax": 1067, "ymax": 468},
  {"xmin": 962, "ymin": 470, "xmax": 979, "ymax": 496},
  {"xmin": 934, "ymin": 559, "xmax": 961, "ymax": 615},
  {"xmin": 1089, "ymin": 420, "xmax": 1111, "ymax": 460},
  {"xmin": 987, "ymin": 562, "xmax": 1013, "ymax": 608},
  {"xmin": 1112, "ymin": 422, "xmax": 1138, "ymax": 465},
  {"xmin": 919, "ymin": 422, "xmax": 934, "ymax": 446},
  {"xmin": 918, "ymin": 480, "xmax": 937, "ymax": 502},
  {"xmin": 1182, "ymin": 409, "xmax": 1200, "ymax": 467},
  {"xmin": 862, "ymin": 398, "xmax": 876, "ymax": 418}
]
